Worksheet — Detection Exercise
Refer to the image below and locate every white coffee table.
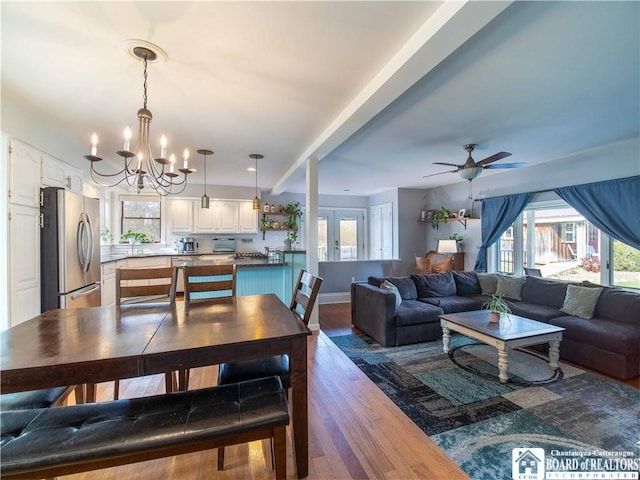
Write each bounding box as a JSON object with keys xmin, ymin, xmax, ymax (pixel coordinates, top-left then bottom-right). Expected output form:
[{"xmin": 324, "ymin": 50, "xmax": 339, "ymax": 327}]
[{"xmin": 440, "ymin": 310, "xmax": 565, "ymax": 383}]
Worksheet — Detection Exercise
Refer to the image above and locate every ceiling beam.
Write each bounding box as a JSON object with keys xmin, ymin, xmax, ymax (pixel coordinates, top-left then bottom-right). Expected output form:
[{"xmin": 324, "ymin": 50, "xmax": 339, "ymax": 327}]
[{"xmin": 271, "ymin": 0, "xmax": 514, "ymax": 195}]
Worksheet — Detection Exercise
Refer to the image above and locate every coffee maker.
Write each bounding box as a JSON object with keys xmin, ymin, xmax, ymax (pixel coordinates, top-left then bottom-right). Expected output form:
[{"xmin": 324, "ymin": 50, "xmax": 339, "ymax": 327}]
[{"xmin": 178, "ymin": 237, "xmax": 195, "ymax": 253}]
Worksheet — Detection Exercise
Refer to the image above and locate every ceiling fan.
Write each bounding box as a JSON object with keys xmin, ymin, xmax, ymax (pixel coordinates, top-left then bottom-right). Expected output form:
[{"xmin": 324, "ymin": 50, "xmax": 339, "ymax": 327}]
[{"xmin": 423, "ymin": 144, "xmax": 525, "ymax": 181}]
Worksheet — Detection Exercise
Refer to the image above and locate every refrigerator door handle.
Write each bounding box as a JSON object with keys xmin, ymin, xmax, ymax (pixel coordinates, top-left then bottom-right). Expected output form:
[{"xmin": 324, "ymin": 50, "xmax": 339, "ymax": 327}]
[
  {"xmin": 70, "ymin": 283, "xmax": 101, "ymax": 300},
  {"xmin": 77, "ymin": 213, "xmax": 91, "ymax": 273},
  {"xmin": 85, "ymin": 213, "xmax": 94, "ymax": 272}
]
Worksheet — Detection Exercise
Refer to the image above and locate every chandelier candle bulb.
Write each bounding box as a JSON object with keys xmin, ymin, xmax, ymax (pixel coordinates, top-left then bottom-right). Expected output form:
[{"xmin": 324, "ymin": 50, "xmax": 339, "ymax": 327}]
[
  {"xmin": 183, "ymin": 148, "xmax": 189, "ymax": 168},
  {"xmin": 90, "ymin": 133, "xmax": 98, "ymax": 156},
  {"xmin": 160, "ymin": 135, "xmax": 167, "ymax": 159},
  {"xmin": 123, "ymin": 127, "xmax": 131, "ymax": 151}
]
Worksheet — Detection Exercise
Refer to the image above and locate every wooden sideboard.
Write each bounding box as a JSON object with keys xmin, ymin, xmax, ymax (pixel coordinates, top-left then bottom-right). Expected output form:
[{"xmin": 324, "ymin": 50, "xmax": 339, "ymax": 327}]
[{"xmin": 415, "ymin": 251, "xmax": 464, "ymax": 273}]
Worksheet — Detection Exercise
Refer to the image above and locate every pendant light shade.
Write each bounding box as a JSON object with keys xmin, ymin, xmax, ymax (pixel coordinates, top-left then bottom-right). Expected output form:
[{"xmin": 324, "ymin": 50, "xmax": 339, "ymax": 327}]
[
  {"xmin": 249, "ymin": 154, "xmax": 263, "ymax": 210},
  {"xmin": 198, "ymin": 149, "xmax": 213, "ymax": 209}
]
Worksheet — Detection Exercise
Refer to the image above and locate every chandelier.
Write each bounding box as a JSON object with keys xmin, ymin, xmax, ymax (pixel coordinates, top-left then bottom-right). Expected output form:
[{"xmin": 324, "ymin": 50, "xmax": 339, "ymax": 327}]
[{"xmin": 84, "ymin": 44, "xmax": 195, "ymax": 195}]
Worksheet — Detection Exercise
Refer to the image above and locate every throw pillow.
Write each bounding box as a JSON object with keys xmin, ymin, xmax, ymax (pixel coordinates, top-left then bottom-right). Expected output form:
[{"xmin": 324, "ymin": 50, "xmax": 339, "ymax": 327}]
[
  {"xmin": 410, "ymin": 271, "xmax": 456, "ymax": 298},
  {"xmin": 381, "ymin": 280, "xmax": 402, "ymax": 307},
  {"xmin": 385, "ymin": 276, "xmax": 418, "ymax": 300},
  {"xmin": 477, "ymin": 273, "xmax": 499, "ymax": 295},
  {"xmin": 452, "ymin": 271, "xmax": 481, "ymax": 295},
  {"xmin": 496, "ymin": 274, "xmax": 526, "ymax": 301},
  {"xmin": 560, "ymin": 284, "xmax": 603, "ymax": 319}
]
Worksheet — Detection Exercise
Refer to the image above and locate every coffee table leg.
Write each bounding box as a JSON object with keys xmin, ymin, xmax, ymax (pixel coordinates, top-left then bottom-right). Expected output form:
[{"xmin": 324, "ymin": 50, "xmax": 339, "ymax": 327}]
[
  {"xmin": 497, "ymin": 347, "xmax": 509, "ymax": 383},
  {"xmin": 442, "ymin": 326, "xmax": 451, "ymax": 353},
  {"xmin": 549, "ymin": 339, "xmax": 560, "ymax": 370}
]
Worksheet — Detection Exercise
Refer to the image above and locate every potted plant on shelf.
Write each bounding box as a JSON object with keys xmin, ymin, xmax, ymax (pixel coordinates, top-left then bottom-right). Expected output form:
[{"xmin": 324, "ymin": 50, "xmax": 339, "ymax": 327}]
[
  {"xmin": 482, "ymin": 293, "xmax": 511, "ymax": 323},
  {"xmin": 431, "ymin": 207, "xmax": 453, "ymax": 229},
  {"xmin": 282, "ymin": 201, "xmax": 302, "ymax": 250}
]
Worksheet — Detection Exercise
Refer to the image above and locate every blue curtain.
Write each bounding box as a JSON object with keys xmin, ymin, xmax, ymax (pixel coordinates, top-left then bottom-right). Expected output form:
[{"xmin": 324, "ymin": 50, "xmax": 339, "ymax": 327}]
[
  {"xmin": 474, "ymin": 193, "xmax": 533, "ymax": 271},
  {"xmin": 554, "ymin": 176, "xmax": 640, "ymax": 250}
]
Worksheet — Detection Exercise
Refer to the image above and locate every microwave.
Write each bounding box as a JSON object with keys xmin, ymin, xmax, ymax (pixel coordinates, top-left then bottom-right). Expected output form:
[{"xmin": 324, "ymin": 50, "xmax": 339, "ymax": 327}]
[{"xmin": 212, "ymin": 237, "xmax": 236, "ymax": 253}]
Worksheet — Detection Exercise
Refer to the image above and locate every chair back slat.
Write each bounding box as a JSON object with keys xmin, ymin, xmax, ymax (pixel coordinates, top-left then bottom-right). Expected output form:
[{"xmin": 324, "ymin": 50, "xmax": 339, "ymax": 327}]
[
  {"xmin": 289, "ymin": 269, "xmax": 323, "ymax": 325},
  {"xmin": 184, "ymin": 264, "xmax": 237, "ymax": 305},
  {"xmin": 116, "ymin": 267, "xmax": 177, "ymax": 305}
]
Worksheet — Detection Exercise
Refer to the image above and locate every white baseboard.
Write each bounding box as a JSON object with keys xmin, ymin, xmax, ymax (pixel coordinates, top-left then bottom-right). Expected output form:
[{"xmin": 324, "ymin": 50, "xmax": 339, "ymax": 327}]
[{"xmin": 318, "ymin": 292, "xmax": 350, "ymax": 304}]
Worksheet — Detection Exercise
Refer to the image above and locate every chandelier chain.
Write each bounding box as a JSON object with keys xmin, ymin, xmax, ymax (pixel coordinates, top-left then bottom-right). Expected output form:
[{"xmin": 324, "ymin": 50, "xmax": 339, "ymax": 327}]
[{"xmin": 142, "ymin": 55, "xmax": 148, "ymax": 110}]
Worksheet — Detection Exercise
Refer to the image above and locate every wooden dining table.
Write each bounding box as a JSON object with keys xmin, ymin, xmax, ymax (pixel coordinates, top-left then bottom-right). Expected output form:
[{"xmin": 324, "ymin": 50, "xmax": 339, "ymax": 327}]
[{"xmin": 0, "ymin": 294, "xmax": 312, "ymax": 478}]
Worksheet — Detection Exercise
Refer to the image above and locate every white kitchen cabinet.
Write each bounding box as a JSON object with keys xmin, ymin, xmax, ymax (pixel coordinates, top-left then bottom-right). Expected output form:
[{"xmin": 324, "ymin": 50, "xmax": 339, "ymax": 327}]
[
  {"xmin": 9, "ymin": 204, "xmax": 41, "ymax": 326},
  {"xmin": 8, "ymin": 139, "xmax": 41, "ymax": 208},
  {"xmin": 41, "ymin": 154, "xmax": 83, "ymax": 193},
  {"xmin": 101, "ymin": 261, "xmax": 117, "ymax": 306},
  {"xmin": 237, "ymin": 200, "xmax": 259, "ymax": 233},
  {"xmin": 215, "ymin": 201, "xmax": 238, "ymax": 233},
  {"xmin": 169, "ymin": 199, "xmax": 193, "ymax": 233},
  {"xmin": 193, "ymin": 202, "xmax": 217, "ymax": 233}
]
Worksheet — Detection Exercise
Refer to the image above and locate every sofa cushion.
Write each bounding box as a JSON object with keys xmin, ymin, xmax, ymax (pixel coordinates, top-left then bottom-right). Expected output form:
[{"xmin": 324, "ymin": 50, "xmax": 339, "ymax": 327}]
[
  {"xmin": 496, "ymin": 274, "xmax": 526, "ymax": 300},
  {"xmin": 381, "ymin": 280, "xmax": 402, "ymax": 307},
  {"xmin": 550, "ymin": 316, "xmax": 640, "ymax": 356},
  {"xmin": 368, "ymin": 276, "xmax": 417, "ymax": 300},
  {"xmin": 508, "ymin": 302, "xmax": 563, "ymax": 323},
  {"xmin": 421, "ymin": 295, "xmax": 485, "ymax": 314},
  {"xmin": 394, "ymin": 300, "xmax": 444, "ymax": 327},
  {"xmin": 560, "ymin": 284, "xmax": 602, "ymax": 319},
  {"xmin": 590, "ymin": 284, "xmax": 640, "ymax": 324},
  {"xmin": 452, "ymin": 271, "xmax": 481, "ymax": 296},
  {"xmin": 477, "ymin": 273, "xmax": 499, "ymax": 295},
  {"xmin": 521, "ymin": 276, "xmax": 572, "ymax": 308},
  {"xmin": 411, "ymin": 271, "xmax": 457, "ymax": 298}
]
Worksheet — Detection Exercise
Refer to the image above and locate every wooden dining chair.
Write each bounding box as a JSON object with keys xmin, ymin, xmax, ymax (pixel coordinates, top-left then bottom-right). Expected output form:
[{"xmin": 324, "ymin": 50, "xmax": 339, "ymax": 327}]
[
  {"xmin": 112, "ymin": 266, "xmax": 178, "ymax": 399},
  {"xmin": 178, "ymin": 264, "xmax": 237, "ymax": 390},
  {"xmin": 183, "ymin": 264, "xmax": 237, "ymax": 305},
  {"xmin": 216, "ymin": 269, "xmax": 322, "ymax": 471}
]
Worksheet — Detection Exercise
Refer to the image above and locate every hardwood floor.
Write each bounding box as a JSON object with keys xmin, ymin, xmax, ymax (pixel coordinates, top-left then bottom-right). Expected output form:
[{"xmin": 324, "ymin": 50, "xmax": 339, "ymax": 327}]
[
  {"xmin": 62, "ymin": 301, "xmax": 638, "ymax": 479},
  {"xmin": 64, "ymin": 303, "xmax": 469, "ymax": 480}
]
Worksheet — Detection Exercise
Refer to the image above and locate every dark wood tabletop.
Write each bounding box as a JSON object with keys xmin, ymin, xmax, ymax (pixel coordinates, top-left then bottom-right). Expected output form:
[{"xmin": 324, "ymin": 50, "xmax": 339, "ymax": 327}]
[{"xmin": 0, "ymin": 295, "xmax": 312, "ymax": 478}]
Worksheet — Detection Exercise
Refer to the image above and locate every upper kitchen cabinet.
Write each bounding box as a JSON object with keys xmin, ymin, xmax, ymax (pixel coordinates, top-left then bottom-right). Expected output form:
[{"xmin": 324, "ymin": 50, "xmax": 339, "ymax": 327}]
[
  {"xmin": 8, "ymin": 139, "xmax": 41, "ymax": 207},
  {"xmin": 214, "ymin": 201, "xmax": 238, "ymax": 233},
  {"xmin": 169, "ymin": 198, "xmax": 193, "ymax": 233},
  {"xmin": 193, "ymin": 201, "xmax": 217, "ymax": 233},
  {"xmin": 41, "ymin": 154, "xmax": 83, "ymax": 193},
  {"xmin": 169, "ymin": 198, "xmax": 252, "ymax": 234},
  {"xmin": 237, "ymin": 200, "xmax": 258, "ymax": 233}
]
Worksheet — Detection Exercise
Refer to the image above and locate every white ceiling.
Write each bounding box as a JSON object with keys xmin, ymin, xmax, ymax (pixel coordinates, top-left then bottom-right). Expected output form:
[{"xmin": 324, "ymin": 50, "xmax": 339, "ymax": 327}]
[{"xmin": 2, "ymin": 1, "xmax": 639, "ymax": 197}]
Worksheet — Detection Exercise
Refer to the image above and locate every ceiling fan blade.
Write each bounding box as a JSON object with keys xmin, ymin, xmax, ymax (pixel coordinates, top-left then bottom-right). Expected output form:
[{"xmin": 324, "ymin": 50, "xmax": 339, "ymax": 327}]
[
  {"xmin": 433, "ymin": 162, "xmax": 463, "ymax": 168},
  {"xmin": 422, "ymin": 170, "xmax": 457, "ymax": 178},
  {"xmin": 484, "ymin": 162, "xmax": 526, "ymax": 169},
  {"xmin": 476, "ymin": 152, "xmax": 512, "ymax": 166}
]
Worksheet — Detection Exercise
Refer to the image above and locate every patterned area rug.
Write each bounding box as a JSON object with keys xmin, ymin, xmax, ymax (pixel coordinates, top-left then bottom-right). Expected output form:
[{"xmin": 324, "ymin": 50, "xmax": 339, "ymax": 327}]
[{"xmin": 327, "ymin": 332, "xmax": 640, "ymax": 480}]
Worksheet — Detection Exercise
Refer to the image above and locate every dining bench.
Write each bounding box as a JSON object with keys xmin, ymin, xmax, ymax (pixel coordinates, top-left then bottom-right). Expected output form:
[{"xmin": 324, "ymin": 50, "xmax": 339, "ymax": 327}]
[{"xmin": 0, "ymin": 376, "xmax": 289, "ymax": 480}]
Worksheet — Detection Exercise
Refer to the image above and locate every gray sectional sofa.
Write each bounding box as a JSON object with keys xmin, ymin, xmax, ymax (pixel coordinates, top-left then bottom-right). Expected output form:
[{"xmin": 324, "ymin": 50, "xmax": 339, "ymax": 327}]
[{"xmin": 351, "ymin": 271, "xmax": 640, "ymax": 380}]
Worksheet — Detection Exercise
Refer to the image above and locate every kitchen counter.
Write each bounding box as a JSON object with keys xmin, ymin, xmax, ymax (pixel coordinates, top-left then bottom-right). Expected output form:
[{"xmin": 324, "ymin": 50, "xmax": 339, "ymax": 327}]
[{"xmin": 101, "ymin": 252, "xmax": 286, "ymax": 268}]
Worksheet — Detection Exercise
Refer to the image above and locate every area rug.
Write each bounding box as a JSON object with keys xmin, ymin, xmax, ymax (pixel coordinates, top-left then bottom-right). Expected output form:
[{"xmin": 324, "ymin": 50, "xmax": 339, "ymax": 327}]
[{"xmin": 327, "ymin": 332, "xmax": 640, "ymax": 480}]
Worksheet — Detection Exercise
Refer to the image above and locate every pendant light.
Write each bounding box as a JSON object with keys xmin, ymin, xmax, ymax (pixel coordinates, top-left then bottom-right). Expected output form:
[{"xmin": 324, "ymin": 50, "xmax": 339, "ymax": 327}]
[
  {"xmin": 249, "ymin": 154, "xmax": 263, "ymax": 210},
  {"xmin": 198, "ymin": 149, "xmax": 213, "ymax": 208}
]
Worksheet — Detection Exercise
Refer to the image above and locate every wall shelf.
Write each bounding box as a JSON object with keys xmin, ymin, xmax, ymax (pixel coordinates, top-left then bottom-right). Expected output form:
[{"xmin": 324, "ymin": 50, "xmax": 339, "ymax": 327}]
[{"xmin": 418, "ymin": 217, "xmax": 476, "ymax": 230}]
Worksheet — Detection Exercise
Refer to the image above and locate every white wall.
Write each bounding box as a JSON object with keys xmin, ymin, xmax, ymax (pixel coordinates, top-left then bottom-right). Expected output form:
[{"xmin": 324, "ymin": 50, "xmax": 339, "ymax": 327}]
[{"xmin": 424, "ymin": 137, "xmax": 640, "ymax": 268}]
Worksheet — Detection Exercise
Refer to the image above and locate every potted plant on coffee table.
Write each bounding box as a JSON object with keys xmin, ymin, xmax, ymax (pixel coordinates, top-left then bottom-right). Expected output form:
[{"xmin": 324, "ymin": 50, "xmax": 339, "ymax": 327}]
[{"xmin": 482, "ymin": 293, "xmax": 511, "ymax": 323}]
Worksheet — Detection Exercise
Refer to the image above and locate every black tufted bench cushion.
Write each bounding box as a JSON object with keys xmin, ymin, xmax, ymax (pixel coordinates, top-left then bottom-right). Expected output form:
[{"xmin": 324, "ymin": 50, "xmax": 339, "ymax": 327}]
[
  {"xmin": 0, "ymin": 387, "xmax": 73, "ymax": 410},
  {"xmin": 1, "ymin": 376, "xmax": 289, "ymax": 480}
]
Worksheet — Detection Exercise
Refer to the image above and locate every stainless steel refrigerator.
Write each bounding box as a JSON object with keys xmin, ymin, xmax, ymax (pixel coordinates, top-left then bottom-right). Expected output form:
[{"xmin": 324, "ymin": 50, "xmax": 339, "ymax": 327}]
[{"xmin": 41, "ymin": 187, "xmax": 101, "ymax": 311}]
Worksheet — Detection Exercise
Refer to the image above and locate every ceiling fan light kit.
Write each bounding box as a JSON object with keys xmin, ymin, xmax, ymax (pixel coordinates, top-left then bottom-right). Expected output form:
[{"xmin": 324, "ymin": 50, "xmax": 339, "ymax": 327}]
[{"xmin": 84, "ymin": 41, "xmax": 195, "ymax": 195}]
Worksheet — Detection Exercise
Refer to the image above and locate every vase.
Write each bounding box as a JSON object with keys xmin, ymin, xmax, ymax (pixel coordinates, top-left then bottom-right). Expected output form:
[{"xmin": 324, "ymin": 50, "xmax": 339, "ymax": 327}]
[
  {"xmin": 489, "ymin": 311, "xmax": 500, "ymax": 323},
  {"xmin": 284, "ymin": 238, "xmax": 292, "ymax": 250}
]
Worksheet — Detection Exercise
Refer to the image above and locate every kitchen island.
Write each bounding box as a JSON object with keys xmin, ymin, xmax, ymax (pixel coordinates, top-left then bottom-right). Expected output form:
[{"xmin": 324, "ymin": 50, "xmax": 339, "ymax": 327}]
[{"xmin": 100, "ymin": 251, "xmax": 305, "ymax": 305}]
